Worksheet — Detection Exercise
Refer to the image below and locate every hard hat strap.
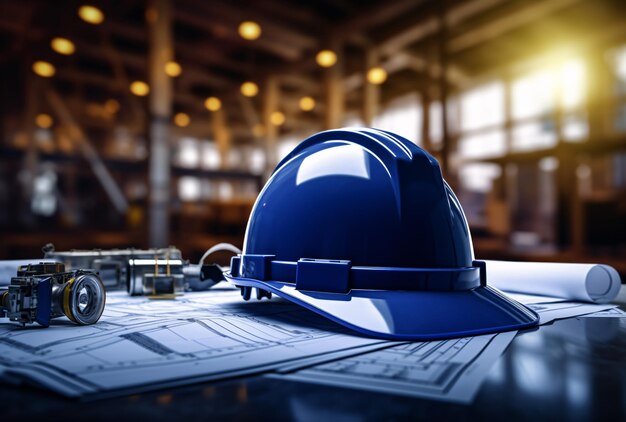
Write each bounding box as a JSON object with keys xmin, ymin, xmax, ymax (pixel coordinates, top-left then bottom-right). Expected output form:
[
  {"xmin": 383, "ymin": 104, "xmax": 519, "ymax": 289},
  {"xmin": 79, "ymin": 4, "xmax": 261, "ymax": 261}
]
[{"xmin": 231, "ymin": 255, "xmax": 482, "ymax": 294}]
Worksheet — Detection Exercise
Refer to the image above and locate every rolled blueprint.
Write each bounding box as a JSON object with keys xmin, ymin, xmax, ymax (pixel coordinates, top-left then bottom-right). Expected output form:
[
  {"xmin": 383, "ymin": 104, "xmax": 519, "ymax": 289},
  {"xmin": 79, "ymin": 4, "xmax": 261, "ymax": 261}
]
[
  {"xmin": 484, "ymin": 260, "xmax": 622, "ymax": 304},
  {"xmin": 0, "ymin": 259, "xmax": 41, "ymax": 287}
]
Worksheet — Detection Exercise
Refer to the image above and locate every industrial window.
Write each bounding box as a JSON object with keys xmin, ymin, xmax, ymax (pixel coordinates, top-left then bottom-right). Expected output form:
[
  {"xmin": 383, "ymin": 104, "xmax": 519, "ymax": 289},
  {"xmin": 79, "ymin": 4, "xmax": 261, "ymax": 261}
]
[
  {"xmin": 457, "ymin": 81, "xmax": 506, "ymax": 159},
  {"xmin": 429, "ymin": 101, "xmax": 442, "ymax": 146},
  {"xmin": 511, "ymin": 59, "xmax": 587, "ymax": 150},
  {"xmin": 512, "ymin": 70, "xmax": 557, "ymax": 120},
  {"xmin": 460, "ymin": 82, "xmax": 505, "ymax": 131},
  {"xmin": 277, "ymin": 136, "xmax": 301, "ymax": 162},
  {"xmin": 609, "ymin": 45, "xmax": 626, "ymax": 132},
  {"xmin": 247, "ymin": 147, "xmax": 266, "ymax": 175},
  {"xmin": 373, "ymin": 93, "xmax": 422, "ymax": 144},
  {"xmin": 176, "ymin": 138, "xmax": 200, "ymax": 168},
  {"xmin": 459, "ymin": 130, "xmax": 507, "ymax": 159},
  {"xmin": 178, "ymin": 176, "xmax": 202, "ymax": 201},
  {"xmin": 201, "ymin": 143, "xmax": 221, "ymax": 170},
  {"xmin": 512, "ymin": 120, "xmax": 557, "ymax": 152},
  {"xmin": 459, "ymin": 163, "xmax": 502, "ymax": 193},
  {"xmin": 560, "ymin": 60, "xmax": 588, "ymax": 143}
]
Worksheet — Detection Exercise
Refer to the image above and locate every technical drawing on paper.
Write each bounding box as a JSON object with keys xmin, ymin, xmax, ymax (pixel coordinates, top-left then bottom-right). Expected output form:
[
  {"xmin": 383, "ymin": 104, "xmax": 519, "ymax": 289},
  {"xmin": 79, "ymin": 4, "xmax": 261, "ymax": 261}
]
[
  {"xmin": 579, "ymin": 307, "xmax": 626, "ymax": 318},
  {"xmin": 0, "ymin": 287, "xmax": 619, "ymax": 400},
  {"xmin": 274, "ymin": 295, "xmax": 619, "ymax": 403},
  {"xmin": 0, "ymin": 289, "xmax": 388, "ymax": 398},
  {"xmin": 523, "ymin": 301, "xmax": 616, "ymax": 324},
  {"xmin": 277, "ymin": 331, "xmax": 517, "ymax": 403}
]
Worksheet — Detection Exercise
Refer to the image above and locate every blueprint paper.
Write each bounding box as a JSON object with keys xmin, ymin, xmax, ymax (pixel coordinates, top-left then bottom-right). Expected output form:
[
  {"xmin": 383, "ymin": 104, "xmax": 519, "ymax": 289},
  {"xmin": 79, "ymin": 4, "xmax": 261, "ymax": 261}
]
[
  {"xmin": 274, "ymin": 342, "xmax": 403, "ymax": 374},
  {"xmin": 0, "ymin": 289, "xmax": 390, "ymax": 398},
  {"xmin": 506, "ymin": 292, "xmax": 617, "ymax": 324},
  {"xmin": 485, "ymin": 260, "xmax": 621, "ymax": 303},
  {"xmin": 274, "ymin": 296, "xmax": 620, "ymax": 403},
  {"xmin": 502, "ymin": 292, "xmax": 566, "ymax": 304},
  {"xmin": 527, "ymin": 302, "xmax": 617, "ymax": 324},
  {"xmin": 579, "ymin": 308, "xmax": 626, "ymax": 318},
  {"xmin": 274, "ymin": 331, "xmax": 517, "ymax": 404}
]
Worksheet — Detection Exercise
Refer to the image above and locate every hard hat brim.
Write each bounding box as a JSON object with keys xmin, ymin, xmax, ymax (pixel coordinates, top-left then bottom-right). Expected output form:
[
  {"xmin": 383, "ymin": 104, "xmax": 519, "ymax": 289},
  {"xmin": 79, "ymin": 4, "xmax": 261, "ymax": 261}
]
[{"xmin": 225, "ymin": 274, "xmax": 539, "ymax": 340}]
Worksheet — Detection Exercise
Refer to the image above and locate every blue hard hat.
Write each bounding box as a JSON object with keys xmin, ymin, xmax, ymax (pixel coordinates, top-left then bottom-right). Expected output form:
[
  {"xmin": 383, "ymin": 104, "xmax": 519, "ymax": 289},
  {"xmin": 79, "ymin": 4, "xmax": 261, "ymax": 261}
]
[{"xmin": 225, "ymin": 128, "xmax": 538, "ymax": 340}]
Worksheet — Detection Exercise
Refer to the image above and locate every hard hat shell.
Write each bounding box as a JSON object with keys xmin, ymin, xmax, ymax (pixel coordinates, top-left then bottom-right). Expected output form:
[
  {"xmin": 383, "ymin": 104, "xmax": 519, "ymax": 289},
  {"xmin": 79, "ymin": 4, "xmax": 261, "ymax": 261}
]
[{"xmin": 225, "ymin": 128, "xmax": 538, "ymax": 340}]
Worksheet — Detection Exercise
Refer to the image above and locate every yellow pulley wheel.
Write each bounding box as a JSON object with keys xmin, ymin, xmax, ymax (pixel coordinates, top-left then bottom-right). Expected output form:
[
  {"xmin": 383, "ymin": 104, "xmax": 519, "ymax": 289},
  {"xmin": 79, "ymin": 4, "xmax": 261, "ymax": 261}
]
[
  {"xmin": 62, "ymin": 274, "xmax": 106, "ymax": 325},
  {"xmin": 62, "ymin": 277, "xmax": 77, "ymax": 323}
]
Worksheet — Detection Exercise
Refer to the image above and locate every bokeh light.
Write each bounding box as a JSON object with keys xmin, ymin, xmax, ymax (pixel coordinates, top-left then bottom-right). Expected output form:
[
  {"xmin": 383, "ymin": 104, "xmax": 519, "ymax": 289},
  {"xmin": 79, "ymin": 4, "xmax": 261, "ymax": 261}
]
[
  {"xmin": 316, "ymin": 50, "xmax": 337, "ymax": 68},
  {"xmin": 130, "ymin": 81, "xmax": 150, "ymax": 96},
  {"xmin": 204, "ymin": 97, "xmax": 222, "ymax": 112},
  {"xmin": 270, "ymin": 111, "xmax": 285, "ymax": 126},
  {"xmin": 164, "ymin": 61, "xmax": 182, "ymax": 77},
  {"xmin": 32, "ymin": 61, "xmax": 56, "ymax": 78},
  {"xmin": 238, "ymin": 21, "xmax": 262, "ymax": 40},
  {"xmin": 78, "ymin": 5, "xmax": 104, "ymax": 25},
  {"xmin": 240, "ymin": 81, "xmax": 259, "ymax": 97},
  {"xmin": 174, "ymin": 112, "xmax": 190, "ymax": 127},
  {"xmin": 299, "ymin": 96, "xmax": 316, "ymax": 111},
  {"xmin": 51, "ymin": 38, "xmax": 75, "ymax": 55},
  {"xmin": 35, "ymin": 114, "xmax": 53, "ymax": 129},
  {"xmin": 367, "ymin": 67, "xmax": 388, "ymax": 85}
]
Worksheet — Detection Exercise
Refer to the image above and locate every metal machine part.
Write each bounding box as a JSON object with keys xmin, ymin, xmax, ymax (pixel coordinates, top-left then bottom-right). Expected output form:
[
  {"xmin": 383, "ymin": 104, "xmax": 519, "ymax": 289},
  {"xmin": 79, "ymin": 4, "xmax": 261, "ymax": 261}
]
[
  {"xmin": 143, "ymin": 274, "xmax": 184, "ymax": 297},
  {"xmin": 0, "ymin": 262, "xmax": 106, "ymax": 327},
  {"xmin": 42, "ymin": 244, "xmax": 183, "ymax": 291},
  {"xmin": 41, "ymin": 244, "xmax": 225, "ymax": 295},
  {"xmin": 127, "ymin": 258, "xmax": 185, "ymax": 296}
]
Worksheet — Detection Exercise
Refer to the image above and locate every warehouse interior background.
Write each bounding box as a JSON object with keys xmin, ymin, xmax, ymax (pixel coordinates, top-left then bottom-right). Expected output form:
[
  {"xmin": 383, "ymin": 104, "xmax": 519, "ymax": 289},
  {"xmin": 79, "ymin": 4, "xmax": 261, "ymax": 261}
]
[{"xmin": 0, "ymin": 0, "xmax": 625, "ymax": 275}]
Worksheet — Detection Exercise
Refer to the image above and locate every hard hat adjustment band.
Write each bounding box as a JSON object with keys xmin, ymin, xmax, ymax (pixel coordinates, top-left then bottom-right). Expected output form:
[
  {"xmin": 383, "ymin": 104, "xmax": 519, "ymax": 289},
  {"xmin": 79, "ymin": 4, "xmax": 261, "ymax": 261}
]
[{"xmin": 231, "ymin": 255, "xmax": 482, "ymax": 293}]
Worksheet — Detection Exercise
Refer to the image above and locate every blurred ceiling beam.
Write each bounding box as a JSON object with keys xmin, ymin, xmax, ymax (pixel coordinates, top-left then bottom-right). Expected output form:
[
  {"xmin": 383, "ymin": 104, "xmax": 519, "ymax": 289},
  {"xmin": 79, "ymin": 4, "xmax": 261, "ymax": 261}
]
[
  {"xmin": 91, "ymin": 17, "xmax": 245, "ymax": 76},
  {"xmin": 103, "ymin": 20, "xmax": 248, "ymax": 76},
  {"xmin": 174, "ymin": 2, "xmax": 317, "ymax": 62},
  {"xmin": 253, "ymin": 1, "xmax": 323, "ymax": 27},
  {"xmin": 55, "ymin": 77, "xmax": 313, "ymax": 140},
  {"xmin": 55, "ymin": 69, "xmax": 202, "ymax": 114},
  {"xmin": 376, "ymin": 0, "xmax": 510, "ymax": 57},
  {"xmin": 262, "ymin": 76, "xmax": 280, "ymax": 169},
  {"xmin": 2, "ymin": 0, "xmax": 615, "ymax": 147},
  {"xmin": 279, "ymin": 74, "xmax": 320, "ymax": 94},
  {"xmin": 58, "ymin": 39, "xmax": 237, "ymax": 98},
  {"xmin": 448, "ymin": 0, "xmax": 584, "ymax": 53},
  {"xmin": 182, "ymin": 0, "xmax": 318, "ymax": 48},
  {"xmin": 333, "ymin": 0, "xmax": 426, "ymax": 38},
  {"xmin": 343, "ymin": 51, "xmax": 468, "ymax": 96},
  {"xmin": 53, "ymin": 68, "xmax": 320, "ymax": 142},
  {"xmin": 174, "ymin": 10, "xmax": 301, "ymax": 61}
]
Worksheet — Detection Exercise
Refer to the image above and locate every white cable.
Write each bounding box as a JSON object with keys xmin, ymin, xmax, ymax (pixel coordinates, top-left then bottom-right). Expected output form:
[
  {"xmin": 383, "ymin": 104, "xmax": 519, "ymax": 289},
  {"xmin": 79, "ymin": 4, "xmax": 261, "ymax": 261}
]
[{"xmin": 199, "ymin": 243, "xmax": 242, "ymax": 265}]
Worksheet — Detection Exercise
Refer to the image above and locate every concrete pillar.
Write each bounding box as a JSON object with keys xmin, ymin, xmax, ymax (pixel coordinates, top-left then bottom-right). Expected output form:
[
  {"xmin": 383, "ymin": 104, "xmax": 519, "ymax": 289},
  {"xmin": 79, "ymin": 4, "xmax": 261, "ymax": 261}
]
[
  {"xmin": 147, "ymin": 0, "xmax": 173, "ymax": 247},
  {"xmin": 420, "ymin": 90, "xmax": 431, "ymax": 152},
  {"xmin": 262, "ymin": 75, "xmax": 279, "ymax": 172},
  {"xmin": 323, "ymin": 42, "xmax": 344, "ymax": 129},
  {"xmin": 211, "ymin": 108, "xmax": 231, "ymax": 170},
  {"xmin": 362, "ymin": 49, "xmax": 379, "ymax": 126}
]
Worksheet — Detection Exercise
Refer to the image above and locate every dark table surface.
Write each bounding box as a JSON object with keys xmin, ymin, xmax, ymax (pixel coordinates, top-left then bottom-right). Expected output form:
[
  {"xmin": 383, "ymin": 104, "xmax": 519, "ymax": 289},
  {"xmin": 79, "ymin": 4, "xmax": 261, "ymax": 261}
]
[{"xmin": 4, "ymin": 298, "xmax": 626, "ymax": 421}]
